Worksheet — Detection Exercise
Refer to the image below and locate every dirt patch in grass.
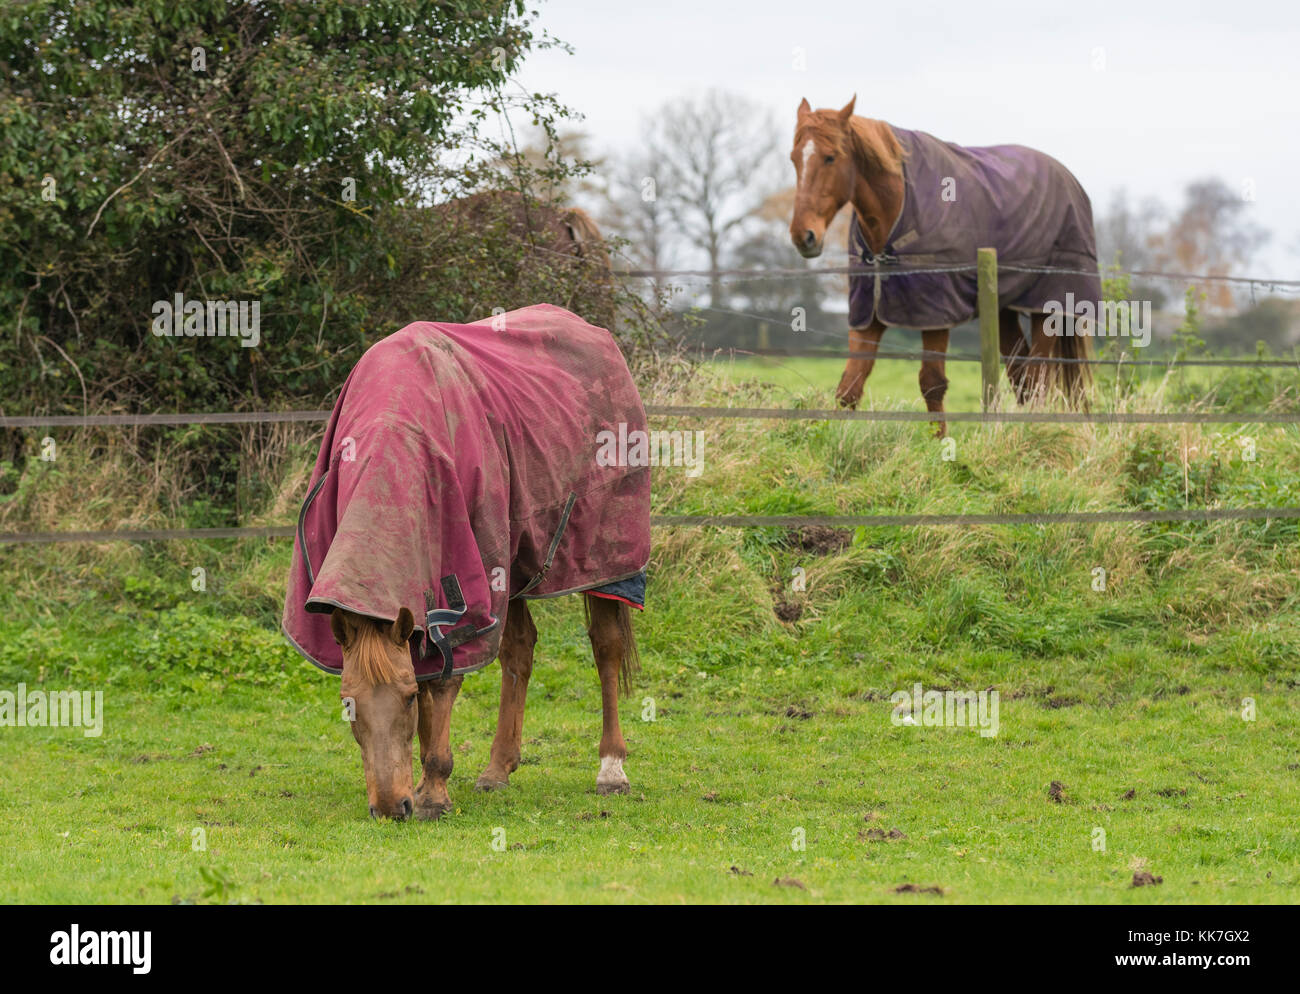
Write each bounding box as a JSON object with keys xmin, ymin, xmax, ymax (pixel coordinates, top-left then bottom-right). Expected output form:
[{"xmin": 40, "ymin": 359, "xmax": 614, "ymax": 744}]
[
  {"xmin": 376, "ymin": 884, "xmax": 425, "ymax": 899},
  {"xmin": 773, "ymin": 600, "xmax": 803, "ymax": 622},
  {"xmin": 860, "ymin": 827, "xmax": 907, "ymax": 841},
  {"xmin": 894, "ymin": 883, "xmax": 944, "ymax": 895},
  {"xmin": 1048, "ymin": 780, "xmax": 1068, "ymax": 803},
  {"xmin": 1045, "ymin": 695, "xmax": 1081, "ymax": 709},
  {"xmin": 773, "ymin": 877, "xmax": 806, "ymax": 889},
  {"xmin": 1131, "ymin": 871, "xmax": 1163, "ymax": 888},
  {"xmin": 786, "ymin": 526, "xmax": 853, "ymax": 555}
]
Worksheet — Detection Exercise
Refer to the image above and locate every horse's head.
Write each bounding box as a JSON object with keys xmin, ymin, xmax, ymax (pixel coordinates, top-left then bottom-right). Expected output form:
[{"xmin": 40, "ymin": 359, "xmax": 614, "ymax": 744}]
[
  {"xmin": 331, "ymin": 607, "xmax": 418, "ymax": 819},
  {"xmin": 789, "ymin": 96, "xmax": 860, "ymax": 258}
]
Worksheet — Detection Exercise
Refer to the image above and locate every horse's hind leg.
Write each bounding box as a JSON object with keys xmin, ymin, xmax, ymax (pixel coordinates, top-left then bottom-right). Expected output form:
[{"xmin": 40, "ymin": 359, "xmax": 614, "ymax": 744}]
[
  {"xmin": 414, "ymin": 674, "xmax": 463, "ymax": 820},
  {"xmin": 835, "ymin": 320, "xmax": 886, "ymax": 409},
  {"xmin": 918, "ymin": 328, "xmax": 950, "ymax": 436},
  {"xmin": 586, "ymin": 594, "xmax": 632, "ymax": 796},
  {"xmin": 1025, "ymin": 311, "xmax": 1055, "ymax": 402},
  {"xmin": 476, "ymin": 599, "xmax": 536, "ymax": 791},
  {"xmin": 1000, "ymin": 308, "xmax": 1031, "ymax": 404}
]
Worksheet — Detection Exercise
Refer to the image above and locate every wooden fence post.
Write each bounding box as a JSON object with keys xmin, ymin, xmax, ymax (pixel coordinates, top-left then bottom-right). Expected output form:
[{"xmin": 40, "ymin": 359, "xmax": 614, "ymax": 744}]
[{"xmin": 977, "ymin": 247, "xmax": 999, "ymax": 412}]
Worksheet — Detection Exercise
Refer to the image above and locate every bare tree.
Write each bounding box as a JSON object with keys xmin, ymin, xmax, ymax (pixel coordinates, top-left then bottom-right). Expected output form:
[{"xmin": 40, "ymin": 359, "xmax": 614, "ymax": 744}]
[
  {"xmin": 1095, "ymin": 189, "xmax": 1169, "ymax": 309},
  {"xmin": 1096, "ymin": 189, "xmax": 1163, "ymax": 271},
  {"xmin": 601, "ymin": 143, "xmax": 674, "ymax": 299},
  {"xmin": 644, "ymin": 89, "xmax": 777, "ymax": 307},
  {"xmin": 1149, "ymin": 178, "xmax": 1270, "ymax": 311},
  {"xmin": 729, "ymin": 187, "xmax": 838, "ymax": 317}
]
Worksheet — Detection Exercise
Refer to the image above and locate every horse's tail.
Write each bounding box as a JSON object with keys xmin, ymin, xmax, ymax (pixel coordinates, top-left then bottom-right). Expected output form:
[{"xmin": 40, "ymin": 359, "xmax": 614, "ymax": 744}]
[
  {"xmin": 583, "ymin": 595, "xmax": 641, "ymax": 695},
  {"xmin": 615, "ymin": 601, "xmax": 641, "ymax": 695},
  {"xmin": 1054, "ymin": 325, "xmax": 1092, "ymax": 406}
]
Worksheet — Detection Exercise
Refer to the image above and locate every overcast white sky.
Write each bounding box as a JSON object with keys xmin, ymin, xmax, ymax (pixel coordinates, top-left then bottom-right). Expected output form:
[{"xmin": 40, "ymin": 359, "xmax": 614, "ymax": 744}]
[{"xmin": 516, "ymin": 0, "xmax": 1300, "ymax": 278}]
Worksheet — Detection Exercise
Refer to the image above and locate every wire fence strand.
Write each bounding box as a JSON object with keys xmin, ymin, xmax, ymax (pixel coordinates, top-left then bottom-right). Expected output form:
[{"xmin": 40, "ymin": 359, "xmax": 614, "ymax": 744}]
[
  {"xmin": 4, "ymin": 507, "xmax": 1297, "ymax": 545},
  {"xmin": 7, "ymin": 405, "xmax": 1300, "ymax": 429},
  {"xmin": 646, "ymin": 406, "xmax": 1300, "ymax": 425}
]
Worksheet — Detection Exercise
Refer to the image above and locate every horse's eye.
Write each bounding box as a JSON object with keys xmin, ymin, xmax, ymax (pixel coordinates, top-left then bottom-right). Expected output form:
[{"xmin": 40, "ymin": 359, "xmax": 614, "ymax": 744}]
[
  {"xmin": 406, "ymin": 693, "xmax": 417, "ymax": 708},
  {"xmin": 824, "ymin": 154, "xmax": 835, "ymax": 165}
]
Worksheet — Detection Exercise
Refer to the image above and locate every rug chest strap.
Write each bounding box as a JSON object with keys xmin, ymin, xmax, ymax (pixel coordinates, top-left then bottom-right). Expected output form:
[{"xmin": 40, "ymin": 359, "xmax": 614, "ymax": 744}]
[
  {"xmin": 422, "ymin": 577, "xmax": 467, "ymax": 680},
  {"xmin": 421, "ymin": 575, "xmax": 500, "ymax": 680}
]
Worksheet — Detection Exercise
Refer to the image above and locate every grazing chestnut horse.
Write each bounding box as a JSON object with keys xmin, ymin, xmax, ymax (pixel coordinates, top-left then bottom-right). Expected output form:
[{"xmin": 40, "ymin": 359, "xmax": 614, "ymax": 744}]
[
  {"xmin": 330, "ymin": 595, "xmax": 640, "ymax": 820},
  {"xmin": 282, "ymin": 304, "xmax": 651, "ymax": 820},
  {"xmin": 789, "ymin": 97, "xmax": 1099, "ymax": 423}
]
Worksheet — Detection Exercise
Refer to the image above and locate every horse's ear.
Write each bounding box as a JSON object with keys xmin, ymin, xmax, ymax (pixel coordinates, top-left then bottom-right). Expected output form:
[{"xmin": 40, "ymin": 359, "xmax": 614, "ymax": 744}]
[
  {"xmin": 838, "ymin": 95, "xmax": 857, "ymax": 124},
  {"xmin": 390, "ymin": 607, "xmax": 415, "ymax": 645},
  {"xmin": 330, "ymin": 608, "xmax": 351, "ymax": 649},
  {"xmin": 797, "ymin": 97, "xmax": 811, "ymax": 118}
]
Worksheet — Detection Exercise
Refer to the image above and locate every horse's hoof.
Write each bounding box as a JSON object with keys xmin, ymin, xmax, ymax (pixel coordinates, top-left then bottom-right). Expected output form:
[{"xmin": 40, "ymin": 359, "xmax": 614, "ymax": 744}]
[
  {"xmin": 475, "ymin": 776, "xmax": 509, "ymax": 792},
  {"xmin": 596, "ymin": 781, "xmax": 630, "ymax": 796},
  {"xmin": 415, "ymin": 798, "xmax": 451, "ymax": 821}
]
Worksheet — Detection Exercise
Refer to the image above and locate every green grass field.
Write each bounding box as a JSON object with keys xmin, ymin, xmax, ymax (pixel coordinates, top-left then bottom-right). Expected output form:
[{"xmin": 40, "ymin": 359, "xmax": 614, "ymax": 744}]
[{"xmin": 2, "ymin": 354, "xmax": 1298, "ymax": 903}]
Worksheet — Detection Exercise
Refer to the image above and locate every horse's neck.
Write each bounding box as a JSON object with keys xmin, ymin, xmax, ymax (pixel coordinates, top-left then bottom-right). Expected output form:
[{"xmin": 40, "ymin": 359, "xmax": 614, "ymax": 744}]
[{"xmin": 849, "ymin": 123, "xmax": 904, "ymax": 255}]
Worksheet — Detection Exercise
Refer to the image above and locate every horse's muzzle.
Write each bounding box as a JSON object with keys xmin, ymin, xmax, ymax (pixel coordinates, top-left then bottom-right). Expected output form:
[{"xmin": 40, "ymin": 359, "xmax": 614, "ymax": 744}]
[{"xmin": 370, "ymin": 796, "xmax": 414, "ymax": 820}]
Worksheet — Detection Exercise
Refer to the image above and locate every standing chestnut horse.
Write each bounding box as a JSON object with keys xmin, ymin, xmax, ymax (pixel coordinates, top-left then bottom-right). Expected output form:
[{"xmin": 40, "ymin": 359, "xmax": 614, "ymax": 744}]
[{"xmin": 789, "ymin": 97, "xmax": 1100, "ymax": 421}]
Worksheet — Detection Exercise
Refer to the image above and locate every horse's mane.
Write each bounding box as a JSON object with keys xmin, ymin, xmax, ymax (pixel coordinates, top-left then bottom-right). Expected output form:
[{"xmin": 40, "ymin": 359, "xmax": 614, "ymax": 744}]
[
  {"xmin": 346, "ymin": 619, "xmax": 404, "ymax": 686},
  {"xmin": 849, "ymin": 117, "xmax": 905, "ymax": 177},
  {"xmin": 798, "ymin": 114, "xmax": 904, "ymax": 177}
]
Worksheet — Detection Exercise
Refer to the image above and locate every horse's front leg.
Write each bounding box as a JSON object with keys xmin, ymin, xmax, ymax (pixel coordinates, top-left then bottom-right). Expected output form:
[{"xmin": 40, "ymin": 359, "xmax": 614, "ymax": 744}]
[
  {"xmin": 414, "ymin": 674, "xmax": 462, "ymax": 820},
  {"xmin": 476, "ymin": 600, "xmax": 536, "ymax": 791},
  {"xmin": 836, "ymin": 321, "xmax": 886, "ymax": 408},
  {"xmin": 919, "ymin": 327, "xmax": 951, "ymax": 436}
]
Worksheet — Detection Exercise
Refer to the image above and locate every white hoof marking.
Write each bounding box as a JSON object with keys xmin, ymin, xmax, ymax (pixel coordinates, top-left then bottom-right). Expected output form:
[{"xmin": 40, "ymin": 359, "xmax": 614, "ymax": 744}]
[{"xmin": 597, "ymin": 755, "xmax": 628, "ymax": 789}]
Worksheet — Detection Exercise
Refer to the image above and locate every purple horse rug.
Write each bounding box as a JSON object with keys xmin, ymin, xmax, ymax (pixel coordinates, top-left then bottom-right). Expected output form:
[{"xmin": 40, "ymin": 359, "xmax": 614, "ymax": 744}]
[
  {"xmin": 849, "ymin": 127, "xmax": 1100, "ymax": 330},
  {"xmin": 282, "ymin": 303, "xmax": 651, "ymax": 681}
]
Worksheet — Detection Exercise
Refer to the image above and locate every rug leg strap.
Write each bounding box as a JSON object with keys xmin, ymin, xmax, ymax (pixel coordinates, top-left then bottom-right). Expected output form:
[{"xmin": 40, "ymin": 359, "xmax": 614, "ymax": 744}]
[{"xmin": 514, "ymin": 492, "xmax": 578, "ymax": 598}]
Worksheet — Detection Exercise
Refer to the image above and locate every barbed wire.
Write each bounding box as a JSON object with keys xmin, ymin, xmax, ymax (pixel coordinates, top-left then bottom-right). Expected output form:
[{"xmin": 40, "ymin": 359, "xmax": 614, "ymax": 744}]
[
  {"xmin": 618, "ymin": 260, "xmax": 1300, "ymax": 292},
  {"xmin": 624, "ymin": 262, "xmax": 978, "ymax": 280},
  {"xmin": 685, "ymin": 305, "xmax": 1300, "ymax": 367},
  {"xmin": 684, "ymin": 344, "xmax": 1300, "ymax": 368}
]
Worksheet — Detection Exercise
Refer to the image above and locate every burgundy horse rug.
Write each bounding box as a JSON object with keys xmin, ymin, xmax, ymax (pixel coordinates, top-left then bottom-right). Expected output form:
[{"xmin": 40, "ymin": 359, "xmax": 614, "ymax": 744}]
[
  {"xmin": 282, "ymin": 303, "xmax": 651, "ymax": 680},
  {"xmin": 849, "ymin": 127, "xmax": 1101, "ymax": 330}
]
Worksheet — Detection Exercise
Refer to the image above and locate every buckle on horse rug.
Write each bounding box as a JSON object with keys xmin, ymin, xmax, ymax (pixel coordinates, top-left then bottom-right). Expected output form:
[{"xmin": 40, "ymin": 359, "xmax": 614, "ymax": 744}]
[{"xmin": 421, "ymin": 575, "xmax": 498, "ymax": 680}]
